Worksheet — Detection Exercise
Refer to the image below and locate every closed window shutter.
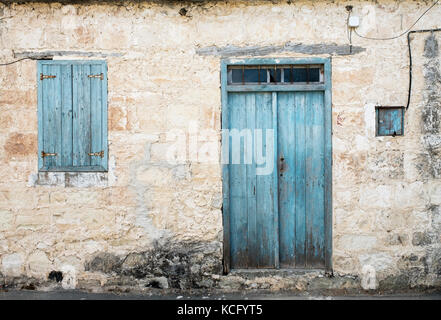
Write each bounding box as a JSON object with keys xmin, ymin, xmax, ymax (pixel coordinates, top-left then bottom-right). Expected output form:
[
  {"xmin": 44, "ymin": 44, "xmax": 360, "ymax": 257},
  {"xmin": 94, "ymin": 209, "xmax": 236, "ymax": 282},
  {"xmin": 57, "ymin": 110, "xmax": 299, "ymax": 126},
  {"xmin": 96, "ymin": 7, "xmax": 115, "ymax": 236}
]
[
  {"xmin": 72, "ymin": 62, "xmax": 107, "ymax": 171},
  {"xmin": 38, "ymin": 61, "xmax": 107, "ymax": 172},
  {"xmin": 39, "ymin": 63, "xmax": 73, "ymax": 170}
]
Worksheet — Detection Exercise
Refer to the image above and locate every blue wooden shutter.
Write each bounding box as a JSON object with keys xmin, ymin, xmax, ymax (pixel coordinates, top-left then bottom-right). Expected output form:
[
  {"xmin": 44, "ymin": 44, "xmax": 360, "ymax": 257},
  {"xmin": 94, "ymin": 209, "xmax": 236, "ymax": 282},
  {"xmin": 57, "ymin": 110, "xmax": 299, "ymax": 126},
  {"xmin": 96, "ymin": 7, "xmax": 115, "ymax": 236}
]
[
  {"xmin": 72, "ymin": 62, "xmax": 107, "ymax": 171},
  {"xmin": 38, "ymin": 62, "xmax": 73, "ymax": 170},
  {"xmin": 38, "ymin": 61, "xmax": 108, "ymax": 172}
]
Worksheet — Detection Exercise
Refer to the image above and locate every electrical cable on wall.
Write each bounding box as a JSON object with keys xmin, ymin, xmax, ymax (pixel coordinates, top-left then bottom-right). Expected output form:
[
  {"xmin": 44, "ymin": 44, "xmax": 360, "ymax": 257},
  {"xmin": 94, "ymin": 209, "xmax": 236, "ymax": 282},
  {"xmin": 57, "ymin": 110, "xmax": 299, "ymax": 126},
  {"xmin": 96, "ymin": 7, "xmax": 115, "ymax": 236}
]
[
  {"xmin": 352, "ymin": 0, "xmax": 439, "ymax": 41},
  {"xmin": 0, "ymin": 57, "xmax": 37, "ymax": 66},
  {"xmin": 348, "ymin": 0, "xmax": 440, "ymax": 111}
]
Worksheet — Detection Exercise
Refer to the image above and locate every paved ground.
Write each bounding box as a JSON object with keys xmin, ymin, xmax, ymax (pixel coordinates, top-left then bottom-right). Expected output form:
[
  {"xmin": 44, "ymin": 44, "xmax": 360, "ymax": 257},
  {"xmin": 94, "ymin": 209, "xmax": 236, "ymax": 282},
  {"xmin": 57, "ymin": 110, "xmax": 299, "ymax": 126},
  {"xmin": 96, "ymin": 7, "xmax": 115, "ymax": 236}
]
[{"xmin": 0, "ymin": 289, "xmax": 440, "ymax": 300}]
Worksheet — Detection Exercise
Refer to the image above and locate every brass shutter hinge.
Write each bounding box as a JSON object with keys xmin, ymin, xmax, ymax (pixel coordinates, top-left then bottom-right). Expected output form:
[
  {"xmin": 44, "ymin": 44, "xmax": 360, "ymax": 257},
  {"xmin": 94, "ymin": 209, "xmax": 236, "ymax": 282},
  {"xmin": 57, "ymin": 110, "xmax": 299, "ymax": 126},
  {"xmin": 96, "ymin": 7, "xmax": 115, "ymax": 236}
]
[
  {"xmin": 41, "ymin": 151, "xmax": 57, "ymax": 157},
  {"xmin": 40, "ymin": 73, "xmax": 56, "ymax": 80},
  {"xmin": 88, "ymin": 150, "xmax": 104, "ymax": 158},
  {"xmin": 88, "ymin": 73, "xmax": 104, "ymax": 80}
]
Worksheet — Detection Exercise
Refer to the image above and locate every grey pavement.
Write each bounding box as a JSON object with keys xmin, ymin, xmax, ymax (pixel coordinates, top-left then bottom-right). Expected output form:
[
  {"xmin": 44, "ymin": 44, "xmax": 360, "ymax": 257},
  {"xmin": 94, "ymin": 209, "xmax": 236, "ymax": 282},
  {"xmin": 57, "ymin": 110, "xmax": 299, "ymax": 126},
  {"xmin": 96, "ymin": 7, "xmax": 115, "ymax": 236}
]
[{"xmin": 0, "ymin": 289, "xmax": 440, "ymax": 300}]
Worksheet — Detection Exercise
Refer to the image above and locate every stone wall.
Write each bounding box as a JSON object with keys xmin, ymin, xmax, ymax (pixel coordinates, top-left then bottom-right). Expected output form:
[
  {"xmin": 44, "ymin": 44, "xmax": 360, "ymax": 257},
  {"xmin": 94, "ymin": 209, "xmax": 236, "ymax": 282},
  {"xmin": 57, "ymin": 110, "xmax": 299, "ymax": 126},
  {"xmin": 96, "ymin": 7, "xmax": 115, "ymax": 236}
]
[{"xmin": 0, "ymin": 0, "xmax": 440, "ymax": 292}]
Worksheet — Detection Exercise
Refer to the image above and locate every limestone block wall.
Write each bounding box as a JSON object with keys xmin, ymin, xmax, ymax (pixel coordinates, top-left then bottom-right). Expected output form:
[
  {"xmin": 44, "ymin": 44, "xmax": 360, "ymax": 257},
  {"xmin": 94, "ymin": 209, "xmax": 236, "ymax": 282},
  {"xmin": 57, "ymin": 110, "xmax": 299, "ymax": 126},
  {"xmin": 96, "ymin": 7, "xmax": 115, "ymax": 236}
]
[{"xmin": 0, "ymin": 0, "xmax": 440, "ymax": 290}]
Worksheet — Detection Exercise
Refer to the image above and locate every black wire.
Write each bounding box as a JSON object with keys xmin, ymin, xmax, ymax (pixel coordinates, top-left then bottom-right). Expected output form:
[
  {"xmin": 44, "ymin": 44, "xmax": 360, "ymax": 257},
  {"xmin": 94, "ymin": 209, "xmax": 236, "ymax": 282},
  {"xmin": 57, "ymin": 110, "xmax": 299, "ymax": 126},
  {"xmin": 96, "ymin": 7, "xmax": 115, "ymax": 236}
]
[
  {"xmin": 406, "ymin": 28, "xmax": 441, "ymax": 110},
  {"xmin": 353, "ymin": 0, "xmax": 439, "ymax": 41},
  {"xmin": 0, "ymin": 57, "xmax": 37, "ymax": 66}
]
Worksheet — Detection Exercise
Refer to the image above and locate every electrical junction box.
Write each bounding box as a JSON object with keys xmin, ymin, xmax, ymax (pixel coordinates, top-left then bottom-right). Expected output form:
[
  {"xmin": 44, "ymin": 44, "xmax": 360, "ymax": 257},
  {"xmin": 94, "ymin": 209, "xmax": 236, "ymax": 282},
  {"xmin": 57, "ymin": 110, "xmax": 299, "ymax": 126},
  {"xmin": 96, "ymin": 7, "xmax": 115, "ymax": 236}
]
[
  {"xmin": 348, "ymin": 16, "xmax": 360, "ymax": 28},
  {"xmin": 376, "ymin": 106, "xmax": 405, "ymax": 136}
]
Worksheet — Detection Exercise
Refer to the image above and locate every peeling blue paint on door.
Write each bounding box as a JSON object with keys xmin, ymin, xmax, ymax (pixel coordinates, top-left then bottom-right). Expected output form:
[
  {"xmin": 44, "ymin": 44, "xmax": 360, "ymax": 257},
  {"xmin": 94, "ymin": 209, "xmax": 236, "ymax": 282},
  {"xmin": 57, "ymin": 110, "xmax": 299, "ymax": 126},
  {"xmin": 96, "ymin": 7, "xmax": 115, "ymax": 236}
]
[{"xmin": 221, "ymin": 58, "xmax": 332, "ymax": 271}]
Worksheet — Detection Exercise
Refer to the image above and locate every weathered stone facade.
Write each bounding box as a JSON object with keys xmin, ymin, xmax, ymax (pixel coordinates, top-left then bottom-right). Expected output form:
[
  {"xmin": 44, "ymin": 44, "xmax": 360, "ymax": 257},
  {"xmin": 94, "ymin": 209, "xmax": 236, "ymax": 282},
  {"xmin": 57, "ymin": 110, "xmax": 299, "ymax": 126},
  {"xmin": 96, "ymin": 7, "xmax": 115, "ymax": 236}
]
[{"xmin": 0, "ymin": 0, "xmax": 441, "ymax": 293}]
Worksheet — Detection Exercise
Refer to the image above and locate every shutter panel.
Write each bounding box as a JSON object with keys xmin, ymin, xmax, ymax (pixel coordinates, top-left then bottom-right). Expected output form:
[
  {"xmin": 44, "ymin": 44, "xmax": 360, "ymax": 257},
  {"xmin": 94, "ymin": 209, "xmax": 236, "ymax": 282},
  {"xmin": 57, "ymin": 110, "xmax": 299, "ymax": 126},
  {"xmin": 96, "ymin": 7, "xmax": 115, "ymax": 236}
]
[
  {"xmin": 72, "ymin": 62, "xmax": 107, "ymax": 171},
  {"xmin": 73, "ymin": 64, "xmax": 91, "ymax": 167},
  {"xmin": 38, "ymin": 61, "xmax": 107, "ymax": 172},
  {"xmin": 38, "ymin": 63, "xmax": 73, "ymax": 170}
]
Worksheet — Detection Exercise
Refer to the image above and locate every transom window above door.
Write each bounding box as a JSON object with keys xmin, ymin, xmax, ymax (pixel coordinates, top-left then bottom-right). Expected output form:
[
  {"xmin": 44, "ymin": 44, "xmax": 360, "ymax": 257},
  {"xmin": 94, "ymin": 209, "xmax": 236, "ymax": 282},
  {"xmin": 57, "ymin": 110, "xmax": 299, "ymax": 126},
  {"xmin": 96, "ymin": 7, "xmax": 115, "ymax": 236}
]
[{"xmin": 227, "ymin": 64, "xmax": 324, "ymax": 85}]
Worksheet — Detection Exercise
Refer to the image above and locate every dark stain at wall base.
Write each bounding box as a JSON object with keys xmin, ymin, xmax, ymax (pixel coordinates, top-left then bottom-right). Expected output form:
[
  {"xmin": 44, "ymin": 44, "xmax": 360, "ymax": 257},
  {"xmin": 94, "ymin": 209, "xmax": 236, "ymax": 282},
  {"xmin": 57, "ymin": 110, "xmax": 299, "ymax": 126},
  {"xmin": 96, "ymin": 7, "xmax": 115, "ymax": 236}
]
[
  {"xmin": 84, "ymin": 241, "xmax": 223, "ymax": 289},
  {"xmin": 196, "ymin": 42, "xmax": 365, "ymax": 57}
]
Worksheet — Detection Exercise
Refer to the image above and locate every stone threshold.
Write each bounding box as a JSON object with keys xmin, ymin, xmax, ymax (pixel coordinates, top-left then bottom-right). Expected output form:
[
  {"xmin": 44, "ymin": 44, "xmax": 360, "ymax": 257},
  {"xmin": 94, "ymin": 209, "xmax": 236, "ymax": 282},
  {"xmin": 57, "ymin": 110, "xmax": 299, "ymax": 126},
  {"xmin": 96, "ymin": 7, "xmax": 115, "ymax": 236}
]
[{"xmin": 230, "ymin": 268, "xmax": 327, "ymax": 277}]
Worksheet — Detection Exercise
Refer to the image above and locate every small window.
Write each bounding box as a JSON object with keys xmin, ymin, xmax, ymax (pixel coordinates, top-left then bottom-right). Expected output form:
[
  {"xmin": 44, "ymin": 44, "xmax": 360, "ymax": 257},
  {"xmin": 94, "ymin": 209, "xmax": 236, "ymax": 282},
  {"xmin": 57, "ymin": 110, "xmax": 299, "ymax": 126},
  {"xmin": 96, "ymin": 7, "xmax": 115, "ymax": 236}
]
[
  {"xmin": 38, "ymin": 61, "xmax": 108, "ymax": 172},
  {"xmin": 228, "ymin": 64, "xmax": 324, "ymax": 85},
  {"xmin": 376, "ymin": 106, "xmax": 404, "ymax": 136}
]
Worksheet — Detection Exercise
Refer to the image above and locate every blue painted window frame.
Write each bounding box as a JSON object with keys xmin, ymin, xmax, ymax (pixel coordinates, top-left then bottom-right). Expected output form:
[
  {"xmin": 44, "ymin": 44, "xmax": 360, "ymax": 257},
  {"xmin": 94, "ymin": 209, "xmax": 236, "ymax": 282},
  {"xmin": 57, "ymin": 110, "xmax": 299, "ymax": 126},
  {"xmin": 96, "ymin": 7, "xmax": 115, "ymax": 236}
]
[
  {"xmin": 37, "ymin": 60, "xmax": 108, "ymax": 172},
  {"xmin": 220, "ymin": 57, "xmax": 333, "ymax": 273}
]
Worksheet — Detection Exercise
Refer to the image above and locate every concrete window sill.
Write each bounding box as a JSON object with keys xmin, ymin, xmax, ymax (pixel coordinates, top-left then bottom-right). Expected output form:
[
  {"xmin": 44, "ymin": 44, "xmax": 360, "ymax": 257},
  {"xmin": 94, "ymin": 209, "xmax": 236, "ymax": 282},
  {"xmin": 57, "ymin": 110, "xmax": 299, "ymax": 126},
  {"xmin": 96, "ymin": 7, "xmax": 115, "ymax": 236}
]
[{"xmin": 28, "ymin": 172, "xmax": 108, "ymax": 188}]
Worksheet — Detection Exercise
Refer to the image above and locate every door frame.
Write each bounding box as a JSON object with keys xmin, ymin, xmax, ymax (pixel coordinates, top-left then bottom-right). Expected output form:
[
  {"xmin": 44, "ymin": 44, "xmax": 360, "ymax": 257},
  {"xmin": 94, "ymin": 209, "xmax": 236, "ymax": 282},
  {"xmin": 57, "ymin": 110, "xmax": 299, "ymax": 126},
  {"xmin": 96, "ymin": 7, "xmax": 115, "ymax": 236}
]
[{"xmin": 220, "ymin": 57, "xmax": 332, "ymax": 273}]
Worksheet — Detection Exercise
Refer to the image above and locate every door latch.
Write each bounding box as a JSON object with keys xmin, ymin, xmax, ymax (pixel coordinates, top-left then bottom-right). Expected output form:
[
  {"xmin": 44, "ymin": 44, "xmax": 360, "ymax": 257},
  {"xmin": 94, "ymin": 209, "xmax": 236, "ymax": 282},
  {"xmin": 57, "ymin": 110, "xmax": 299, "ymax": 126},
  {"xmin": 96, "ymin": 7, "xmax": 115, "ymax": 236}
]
[
  {"xmin": 41, "ymin": 151, "xmax": 57, "ymax": 157},
  {"xmin": 40, "ymin": 73, "xmax": 56, "ymax": 80},
  {"xmin": 88, "ymin": 150, "xmax": 104, "ymax": 158},
  {"xmin": 88, "ymin": 73, "xmax": 103, "ymax": 80}
]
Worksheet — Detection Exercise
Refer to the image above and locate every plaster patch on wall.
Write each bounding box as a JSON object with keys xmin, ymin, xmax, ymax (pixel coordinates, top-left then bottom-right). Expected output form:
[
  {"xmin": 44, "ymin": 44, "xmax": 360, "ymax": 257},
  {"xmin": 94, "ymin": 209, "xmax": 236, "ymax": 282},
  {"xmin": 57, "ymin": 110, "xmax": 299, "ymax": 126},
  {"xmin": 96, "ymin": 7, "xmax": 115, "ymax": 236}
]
[
  {"xmin": 128, "ymin": 142, "xmax": 171, "ymax": 240},
  {"xmin": 1, "ymin": 253, "xmax": 24, "ymax": 277},
  {"xmin": 60, "ymin": 265, "xmax": 77, "ymax": 290},
  {"xmin": 358, "ymin": 4, "xmax": 377, "ymax": 36},
  {"xmin": 364, "ymin": 103, "xmax": 376, "ymax": 137}
]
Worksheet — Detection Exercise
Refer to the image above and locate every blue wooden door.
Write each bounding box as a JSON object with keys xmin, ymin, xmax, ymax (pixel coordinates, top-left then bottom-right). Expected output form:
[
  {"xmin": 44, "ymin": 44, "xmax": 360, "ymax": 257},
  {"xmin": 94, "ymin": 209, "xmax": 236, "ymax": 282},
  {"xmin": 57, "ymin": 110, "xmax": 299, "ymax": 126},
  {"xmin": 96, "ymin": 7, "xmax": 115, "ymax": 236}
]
[{"xmin": 223, "ymin": 59, "xmax": 331, "ymax": 270}]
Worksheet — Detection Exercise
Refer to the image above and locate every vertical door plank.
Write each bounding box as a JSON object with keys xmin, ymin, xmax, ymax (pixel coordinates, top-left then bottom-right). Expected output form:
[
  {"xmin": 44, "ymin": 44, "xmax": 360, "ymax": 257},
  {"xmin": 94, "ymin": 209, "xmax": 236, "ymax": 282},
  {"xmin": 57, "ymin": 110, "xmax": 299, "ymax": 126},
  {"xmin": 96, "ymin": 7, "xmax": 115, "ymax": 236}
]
[
  {"xmin": 73, "ymin": 64, "xmax": 91, "ymax": 167},
  {"xmin": 90, "ymin": 64, "xmax": 103, "ymax": 167},
  {"xmin": 308, "ymin": 92, "xmax": 326, "ymax": 267},
  {"xmin": 245, "ymin": 93, "xmax": 257, "ymax": 268},
  {"xmin": 61, "ymin": 64, "xmax": 73, "ymax": 167},
  {"xmin": 305, "ymin": 92, "xmax": 326, "ymax": 268},
  {"xmin": 255, "ymin": 92, "xmax": 276, "ymax": 268},
  {"xmin": 294, "ymin": 92, "xmax": 307, "ymax": 268},
  {"xmin": 277, "ymin": 92, "xmax": 296, "ymax": 267},
  {"xmin": 305, "ymin": 93, "xmax": 314, "ymax": 268},
  {"xmin": 272, "ymin": 92, "xmax": 279, "ymax": 269},
  {"xmin": 228, "ymin": 93, "xmax": 248, "ymax": 268}
]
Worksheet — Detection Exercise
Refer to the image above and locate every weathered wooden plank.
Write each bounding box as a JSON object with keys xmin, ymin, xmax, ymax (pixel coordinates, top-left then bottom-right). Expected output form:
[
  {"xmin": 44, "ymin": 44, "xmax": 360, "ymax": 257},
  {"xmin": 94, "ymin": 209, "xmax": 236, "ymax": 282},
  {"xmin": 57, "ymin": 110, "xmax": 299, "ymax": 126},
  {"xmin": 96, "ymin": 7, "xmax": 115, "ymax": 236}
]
[
  {"xmin": 61, "ymin": 64, "xmax": 73, "ymax": 167},
  {"xmin": 245, "ymin": 93, "xmax": 257, "ymax": 268},
  {"xmin": 42, "ymin": 64, "xmax": 62, "ymax": 169},
  {"xmin": 294, "ymin": 92, "xmax": 307, "ymax": 268},
  {"xmin": 307, "ymin": 91, "xmax": 325, "ymax": 268},
  {"xmin": 228, "ymin": 93, "xmax": 248, "ymax": 268},
  {"xmin": 223, "ymin": 57, "xmax": 331, "ymax": 66},
  {"xmin": 90, "ymin": 64, "xmax": 103, "ymax": 167},
  {"xmin": 226, "ymin": 84, "xmax": 325, "ymax": 92},
  {"xmin": 277, "ymin": 92, "xmax": 296, "ymax": 267},
  {"xmin": 272, "ymin": 92, "xmax": 279, "ymax": 269},
  {"xmin": 324, "ymin": 58, "xmax": 333, "ymax": 272},
  {"xmin": 37, "ymin": 62, "xmax": 43, "ymax": 170},
  {"xmin": 73, "ymin": 64, "xmax": 91, "ymax": 167},
  {"xmin": 101, "ymin": 62, "xmax": 109, "ymax": 171},
  {"xmin": 255, "ymin": 92, "xmax": 276, "ymax": 268}
]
